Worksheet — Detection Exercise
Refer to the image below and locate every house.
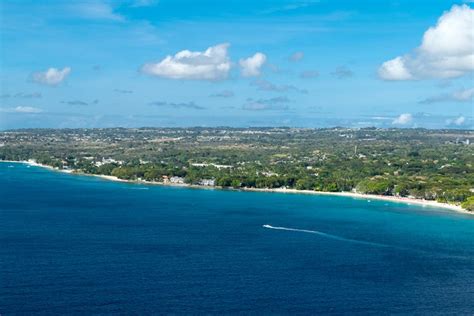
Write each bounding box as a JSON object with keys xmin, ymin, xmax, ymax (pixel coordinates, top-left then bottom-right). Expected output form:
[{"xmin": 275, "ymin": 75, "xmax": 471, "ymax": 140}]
[
  {"xmin": 199, "ymin": 179, "xmax": 215, "ymax": 186},
  {"xmin": 170, "ymin": 176, "xmax": 185, "ymax": 184}
]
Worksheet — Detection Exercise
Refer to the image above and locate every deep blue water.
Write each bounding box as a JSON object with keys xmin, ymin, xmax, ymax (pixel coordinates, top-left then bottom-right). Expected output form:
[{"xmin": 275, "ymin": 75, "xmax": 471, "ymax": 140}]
[{"xmin": 1, "ymin": 162, "xmax": 473, "ymax": 314}]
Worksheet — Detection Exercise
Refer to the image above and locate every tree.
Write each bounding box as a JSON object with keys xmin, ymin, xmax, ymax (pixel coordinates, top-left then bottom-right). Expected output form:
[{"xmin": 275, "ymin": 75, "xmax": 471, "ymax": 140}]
[
  {"xmin": 231, "ymin": 179, "xmax": 241, "ymax": 188},
  {"xmin": 461, "ymin": 196, "xmax": 474, "ymax": 212}
]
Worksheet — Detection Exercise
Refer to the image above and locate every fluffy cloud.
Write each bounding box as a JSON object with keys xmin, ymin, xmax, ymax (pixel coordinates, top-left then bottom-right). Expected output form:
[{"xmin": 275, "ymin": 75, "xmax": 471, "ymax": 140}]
[
  {"xmin": 141, "ymin": 43, "xmax": 231, "ymax": 80},
  {"xmin": 31, "ymin": 67, "xmax": 71, "ymax": 86},
  {"xmin": 289, "ymin": 51, "xmax": 304, "ymax": 62},
  {"xmin": 454, "ymin": 116, "xmax": 465, "ymax": 125},
  {"xmin": 452, "ymin": 87, "xmax": 474, "ymax": 101},
  {"xmin": 242, "ymin": 96, "xmax": 290, "ymax": 111},
  {"xmin": 379, "ymin": 5, "xmax": 474, "ymax": 80},
  {"xmin": 455, "ymin": 116, "xmax": 466, "ymax": 125},
  {"xmin": 392, "ymin": 113, "xmax": 413, "ymax": 125},
  {"xmin": 446, "ymin": 115, "xmax": 467, "ymax": 126},
  {"xmin": 419, "ymin": 87, "xmax": 474, "ymax": 104},
  {"xmin": 378, "ymin": 57, "xmax": 413, "ymax": 80},
  {"xmin": 239, "ymin": 53, "xmax": 267, "ymax": 77}
]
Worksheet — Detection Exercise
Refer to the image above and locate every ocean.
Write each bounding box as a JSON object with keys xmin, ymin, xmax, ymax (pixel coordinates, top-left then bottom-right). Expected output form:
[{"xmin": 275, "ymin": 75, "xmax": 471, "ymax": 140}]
[{"xmin": 1, "ymin": 162, "xmax": 473, "ymax": 314}]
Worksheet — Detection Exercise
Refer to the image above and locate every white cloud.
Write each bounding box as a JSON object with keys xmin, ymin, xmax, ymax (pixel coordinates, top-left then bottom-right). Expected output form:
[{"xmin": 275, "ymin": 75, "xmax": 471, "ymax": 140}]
[
  {"xmin": 239, "ymin": 53, "xmax": 267, "ymax": 77},
  {"xmin": 454, "ymin": 116, "xmax": 466, "ymax": 125},
  {"xmin": 392, "ymin": 113, "xmax": 413, "ymax": 125},
  {"xmin": 0, "ymin": 106, "xmax": 43, "ymax": 113},
  {"xmin": 141, "ymin": 43, "xmax": 231, "ymax": 80},
  {"xmin": 378, "ymin": 57, "xmax": 413, "ymax": 80},
  {"xmin": 31, "ymin": 67, "xmax": 71, "ymax": 86},
  {"xmin": 446, "ymin": 115, "xmax": 467, "ymax": 126},
  {"xmin": 378, "ymin": 5, "xmax": 474, "ymax": 80},
  {"xmin": 420, "ymin": 87, "xmax": 474, "ymax": 104},
  {"xmin": 15, "ymin": 106, "xmax": 42, "ymax": 113},
  {"xmin": 452, "ymin": 87, "xmax": 474, "ymax": 101}
]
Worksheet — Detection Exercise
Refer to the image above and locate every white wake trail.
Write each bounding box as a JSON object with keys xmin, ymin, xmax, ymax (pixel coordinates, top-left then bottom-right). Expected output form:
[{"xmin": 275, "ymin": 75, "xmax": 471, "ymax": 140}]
[
  {"xmin": 262, "ymin": 224, "xmax": 393, "ymax": 248},
  {"xmin": 262, "ymin": 224, "xmax": 473, "ymax": 260}
]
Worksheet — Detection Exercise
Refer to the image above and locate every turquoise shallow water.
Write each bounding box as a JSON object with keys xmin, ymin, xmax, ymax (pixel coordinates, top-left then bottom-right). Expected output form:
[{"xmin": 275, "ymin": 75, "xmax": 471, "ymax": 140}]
[{"xmin": 1, "ymin": 162, "xmax": 473, "ymax": 314}]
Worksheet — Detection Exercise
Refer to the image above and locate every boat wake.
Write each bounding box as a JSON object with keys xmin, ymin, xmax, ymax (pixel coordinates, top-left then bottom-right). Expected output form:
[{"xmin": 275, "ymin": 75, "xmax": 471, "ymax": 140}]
[
  {"xmin": 263, "ymin": 224, "xmax": 396, "ymax": 249},
  {"xmin": 262, "ymin": 224, "xmax": 473, "ymax": 260}
]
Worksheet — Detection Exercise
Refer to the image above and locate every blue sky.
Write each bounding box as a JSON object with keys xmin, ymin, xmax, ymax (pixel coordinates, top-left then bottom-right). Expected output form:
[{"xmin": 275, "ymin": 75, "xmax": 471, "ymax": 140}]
[{"xmin": 0, "ymin": 0, "xmax": 472, "ymax": 129}]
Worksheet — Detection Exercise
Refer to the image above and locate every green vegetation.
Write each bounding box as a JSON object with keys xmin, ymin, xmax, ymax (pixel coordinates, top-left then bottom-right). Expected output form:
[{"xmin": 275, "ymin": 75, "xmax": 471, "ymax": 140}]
[
  {"xmin": 461, "ymin": 197, "xmax": 474, "ymax": 212},
  {"xmin": 0, "ymin": 127, "xmax": 472, "ymax": 210}
]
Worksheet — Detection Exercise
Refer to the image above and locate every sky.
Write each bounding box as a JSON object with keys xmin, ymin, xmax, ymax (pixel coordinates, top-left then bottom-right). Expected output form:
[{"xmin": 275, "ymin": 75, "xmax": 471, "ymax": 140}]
[{"xmin": 0, "ymin": 0, "xmax": 473, "ymax": 129}]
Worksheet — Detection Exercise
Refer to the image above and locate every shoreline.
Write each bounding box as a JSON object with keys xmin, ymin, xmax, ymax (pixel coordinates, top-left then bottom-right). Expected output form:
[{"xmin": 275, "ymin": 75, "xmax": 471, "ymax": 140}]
[
  {"xmin": 242, "ymin": 187, "xmax": 470, "ymax": 214},
  {"xmin": 2, "ymin": 160, "xmax": 471, "ymax": 215}
]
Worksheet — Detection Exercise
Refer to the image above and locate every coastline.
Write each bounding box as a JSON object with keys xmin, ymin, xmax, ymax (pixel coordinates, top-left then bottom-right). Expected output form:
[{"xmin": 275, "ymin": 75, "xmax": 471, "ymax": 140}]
[
  {"xmin": 2, "ymin": 160, "xmax": 471, "ymax": 215},
  {"xmin": 242, "ymin": 187, "xmax": 470, "ymax": 214}
]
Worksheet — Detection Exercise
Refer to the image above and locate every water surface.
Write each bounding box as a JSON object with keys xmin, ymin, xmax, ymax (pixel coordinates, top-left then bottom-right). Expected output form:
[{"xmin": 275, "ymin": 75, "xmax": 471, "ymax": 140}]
[{"xmin": 1, "ymin": 162, "xmax": 473, "ymax": 314}]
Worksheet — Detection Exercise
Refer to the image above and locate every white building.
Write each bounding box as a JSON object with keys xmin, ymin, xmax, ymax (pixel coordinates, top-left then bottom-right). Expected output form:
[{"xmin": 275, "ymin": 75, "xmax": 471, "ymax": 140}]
[
  {"xmin": 199, "ymin": 179, "xmax": 215, "ymax": 186},
  {"xmin": 170, "ymin": 176, "xmax": 185, "ymax": 184}
]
